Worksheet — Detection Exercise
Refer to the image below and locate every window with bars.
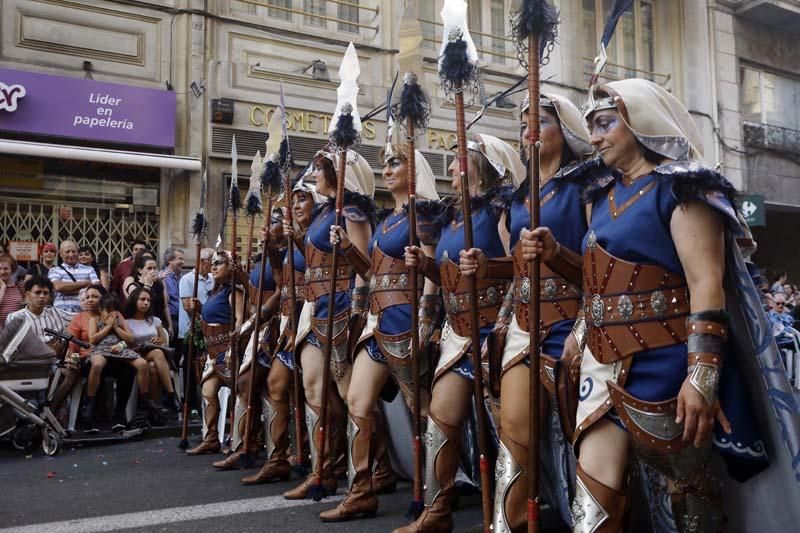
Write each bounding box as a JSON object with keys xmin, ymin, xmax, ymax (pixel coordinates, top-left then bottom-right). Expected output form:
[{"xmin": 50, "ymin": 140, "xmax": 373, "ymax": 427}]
[{"xmin": 582, "ymin": 0, "xmax": 656, "ymax": 82}]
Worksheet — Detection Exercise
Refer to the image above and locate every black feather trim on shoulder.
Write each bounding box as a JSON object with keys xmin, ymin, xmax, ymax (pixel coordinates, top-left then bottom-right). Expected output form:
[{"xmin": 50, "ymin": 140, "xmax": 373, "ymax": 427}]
[
  {"xmin": 325, "ymin": 190, "xmax": 378, "ymax": 228},
  {"xmin": 376, "ymin": 207, "xmax": 394, "ymax": 224},
  {"xmin": 439, "ymin": 38, "xmax": 476, "ymax": 90},
  {"xmin": 415, "ymin": 199, "xmax": 449, "ymax": 246},
  {"xmin": 584, "ymin": 161, "xmax": 739, "ymax": 212},
  {"xmin": 654, "ymin": 162, "xmax": 737, "ymax": 207},
  {"xmin": 261, "ymin": 160, "xmax": 282, "ymax": 193},
  {"xmin": 330, "ymin": 112, "xmax": 360, "ymax": 148},
  {"xmin": 440, "ymin": 185, "xmax": 513, "ymax": 227}
]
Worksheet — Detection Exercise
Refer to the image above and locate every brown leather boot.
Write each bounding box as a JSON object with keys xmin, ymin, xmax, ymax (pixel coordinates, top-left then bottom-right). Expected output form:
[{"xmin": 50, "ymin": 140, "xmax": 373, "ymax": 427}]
[
  {"xmin": 212, "ymin": 398, "xmax": 251, "ymax": 469},
  {"xmin": 492, "ymin": 430, "xmax": 528, "ymax": 532},
  {"xmin": 371, "ymin": 408, "xmax": 397, "ymax": 495},
  {"xmin": 186, "ymin": 399, "xmax": 221, "ymax": 456},
  {"xmin": 242, "ymin": 396, "xmax": 292, "ymax": 485},
  {"xmin": 319, "ymin": 415, "xmax": 378, "ymax": 521},
  {"xmin": 572, "ymin": 463, "xmax": 627, "ymax": 532},
  {"xmin": 283, "ymin": 403, "xmax": 338, "ymax": 500},
  {"xmin": 392, "ymin": 415, "xmax": 460, "ymax": 533}
]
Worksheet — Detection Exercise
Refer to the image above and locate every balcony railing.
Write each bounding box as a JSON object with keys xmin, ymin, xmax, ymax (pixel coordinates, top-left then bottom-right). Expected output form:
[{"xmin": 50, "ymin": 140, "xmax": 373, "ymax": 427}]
[{"xmin": 743, "ymin": 121, "xmax": 800, "ymax": 156}]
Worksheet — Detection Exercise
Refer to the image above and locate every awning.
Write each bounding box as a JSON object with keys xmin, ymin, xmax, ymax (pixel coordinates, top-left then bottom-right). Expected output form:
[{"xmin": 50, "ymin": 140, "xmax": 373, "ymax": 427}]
[{"xmin": 0, "ymin": 138, "xmax": 201, "ymax": 171}]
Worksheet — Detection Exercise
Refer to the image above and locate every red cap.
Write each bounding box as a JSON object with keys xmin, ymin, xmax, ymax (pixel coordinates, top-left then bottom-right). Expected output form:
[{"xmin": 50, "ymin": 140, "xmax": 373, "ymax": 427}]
[{"xmin": 42, "ymin": 242, "xmax": 57, "ymax": 252}]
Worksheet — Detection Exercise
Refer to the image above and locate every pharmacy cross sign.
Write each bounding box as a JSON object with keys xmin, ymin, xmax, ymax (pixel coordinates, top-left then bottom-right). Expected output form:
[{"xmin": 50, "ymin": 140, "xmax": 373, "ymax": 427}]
[{"xmin": 0, "ymin": 81, "xmax": 26, "ymax": 112}]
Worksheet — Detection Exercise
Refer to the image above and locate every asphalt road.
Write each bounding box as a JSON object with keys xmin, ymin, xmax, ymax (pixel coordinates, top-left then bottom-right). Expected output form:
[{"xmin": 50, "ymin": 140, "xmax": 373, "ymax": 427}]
[{"xmin": 0, "ymin": 434, "xmax": 495, "ymax": 533}]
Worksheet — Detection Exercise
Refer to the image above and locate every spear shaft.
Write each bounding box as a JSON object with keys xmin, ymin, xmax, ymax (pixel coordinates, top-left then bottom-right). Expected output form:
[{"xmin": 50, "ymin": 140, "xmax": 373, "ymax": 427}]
[
  {"xmin": 454, "ymin": 88, "xmax": 492, "ymax": 533},
  {"xmin": 526, "ymin": 37, "xmax": 542, "ymax": 533},
  {"xmin": 179, "ymin": 237, "xmax": 202, "ymax": 449},
  {"xmin": 406, "ymin": 121, "xmax": 424, "ymax": 508},
  {"xmin": 228, "ymin": 212, "xmax": 241, "ymax": 446},
  {"xmin": 313, "ymin": 153, "xmax": 347, "ymax": 497},
  {"xmin": 284, "ymin": 177, "xmax": 306, "ymax": 472}
]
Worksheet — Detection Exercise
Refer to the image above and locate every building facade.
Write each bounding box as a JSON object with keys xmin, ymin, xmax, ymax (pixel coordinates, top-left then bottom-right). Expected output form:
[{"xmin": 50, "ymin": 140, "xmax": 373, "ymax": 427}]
[
  {"xmin": 710, "ymin": 0, "xmax": 800, "ymax": 280},
  {"xmin": 5, "ymin": 0, "xmax": 786, "ymax": 275}
]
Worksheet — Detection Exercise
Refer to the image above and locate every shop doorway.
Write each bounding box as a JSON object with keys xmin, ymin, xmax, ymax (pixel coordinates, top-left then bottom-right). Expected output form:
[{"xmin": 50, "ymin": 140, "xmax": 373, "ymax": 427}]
[{"xmin": 0, "ymin": 198, "xmax": 160, "ymax": 270}]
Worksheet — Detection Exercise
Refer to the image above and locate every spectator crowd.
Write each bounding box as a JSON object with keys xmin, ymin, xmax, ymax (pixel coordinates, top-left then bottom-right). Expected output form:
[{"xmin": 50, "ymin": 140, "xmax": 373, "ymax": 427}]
[{"xmin": 0, "ymin": 239, "xmax": 214, "ymax": 433}]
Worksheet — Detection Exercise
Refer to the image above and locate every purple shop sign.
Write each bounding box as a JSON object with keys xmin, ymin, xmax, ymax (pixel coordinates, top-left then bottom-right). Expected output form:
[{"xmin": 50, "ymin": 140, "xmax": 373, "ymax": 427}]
[{"xmin": 0, "ymin": 68, "xmax": 176, "ymax": 148}]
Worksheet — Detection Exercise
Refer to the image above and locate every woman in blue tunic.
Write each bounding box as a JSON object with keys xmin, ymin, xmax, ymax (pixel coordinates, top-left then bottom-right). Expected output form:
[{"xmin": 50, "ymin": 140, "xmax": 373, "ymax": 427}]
[
  {"xmin": 459, "ymin": 93, "xmax": 598, "ymax": 531},
  {"xmin": 283, "ymin": 148, "xmax": 376, "ymax": 500},
  {"xmin": 212, "ymin": 214, "xmax": 284, "ymax": 470},
  {"xmin": 186, "ymin": 249, "xmax": 245, "ymax": 455},
  {"xmin": 522, "ymin": 79, "xmax": 768, "ymax": 532},
  {"xmin": 242, "ymin": 177, "xmax": 320, "ymax": 485},
  {"xmin": 318, "ymin": 146, "xmax": 441, "ymax": 521},
  {"xmin": 396, "ymin": 134, "xmax": 523, "ymax": 533}
]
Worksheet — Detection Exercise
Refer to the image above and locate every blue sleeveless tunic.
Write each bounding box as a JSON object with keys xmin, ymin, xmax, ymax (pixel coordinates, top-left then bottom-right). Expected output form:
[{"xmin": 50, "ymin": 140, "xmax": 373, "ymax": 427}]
[
  {"xmin": 303, "ymin": 201, "xmax": 368, "ymax": 349},
  {"xmin": 509, "ymin": 172, "xmax": 588, "ymax": 359},
  {"xmin": 436, "ymin": 190, "xmax": 509, "ymax": 380},
  {"xmin": 202, "ymin": 284, "xmax": 232, "ymax": 363},
  {"xmin": 275, "ymin": 220, "xmax": 313, "ymax": 370},
  {"xmin": 582, "ymin": 164, "xmax": 765, "ymax": 471}
]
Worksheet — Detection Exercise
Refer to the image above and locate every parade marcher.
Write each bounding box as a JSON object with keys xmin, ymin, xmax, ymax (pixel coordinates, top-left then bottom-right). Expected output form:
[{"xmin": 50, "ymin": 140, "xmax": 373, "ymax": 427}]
[
  {"xmin": 459, "ymin": 93, "xmax": 597, "ymax": 529},
  {"xmin": 282, "ymin": 146, "xmax": 376, "ymax": 500},
  {"xmin": 521, "ymin": 78, "xmax": 795, "ymax": 531},
  {"xmin": 318, "ymin": 145, "xmax": 440, "ymax": 521},
  {"xmin": 397, "ymin": 134, "xmax": 521, "ymax": 533},
  {"xmin": 185, "ymin": 250, "xmax": 245, "ymax": 455},
  {"xmin": 212, "ymin": 216, "xmax": 283, "ymax": 470},
  {"xmin": 242, "ymin": 176, "xmax": 319, "ymax": 485}
]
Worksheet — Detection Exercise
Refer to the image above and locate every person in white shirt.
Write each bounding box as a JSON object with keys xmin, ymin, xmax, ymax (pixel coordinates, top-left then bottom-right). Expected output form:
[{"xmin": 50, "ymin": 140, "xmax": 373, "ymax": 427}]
[
  {"xmin": 178, "ymin": 248, "xmax": 215, "ymax": 340},
  {"xmin": 49, "ymin": 241, "xmax": 99, "ymax": 317},
  {"xmin": 7, "ymin": 275, "xmax": 75, "ymax": 415}
]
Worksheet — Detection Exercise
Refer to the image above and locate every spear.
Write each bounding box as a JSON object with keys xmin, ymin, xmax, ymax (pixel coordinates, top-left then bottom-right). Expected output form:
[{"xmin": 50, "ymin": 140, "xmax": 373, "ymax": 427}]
[
  {"xmin": 438, "ymin": 1, "xmax": 492, "ymax": 530},
  {"xmin": 179, "ymin": 168, "xmax": 207, "ymax": 450},
  {"xmin": 278, "ymin": 81, "xmax": 308, "ymax": 476},
  {"xmin": 396, "ymin": 2, "xmax": 430, "ymax": 519},
  {"xmin": 244, "ymin": 151, "xmax": 264, "ymax": 275},
  {"xmin": 511, "ymin": 1, "xmax": 559, "ymax": 531},
  {"xmin": 241, "ymin": 104, "xmax": 284, "ymax": 468},
  {"xmin": 226, "ymin": 136, "xmax": 243, "ymax": 448},
  {"xmin": 309, "ymin": 42, "xmax": 362, "ymax": 501}
]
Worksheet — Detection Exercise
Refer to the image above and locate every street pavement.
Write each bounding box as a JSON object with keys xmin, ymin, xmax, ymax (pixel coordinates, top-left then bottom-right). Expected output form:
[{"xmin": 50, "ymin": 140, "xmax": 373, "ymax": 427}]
[{"xmin": 0, "ymin": 433, "xmax": 571, "ymax": 533}]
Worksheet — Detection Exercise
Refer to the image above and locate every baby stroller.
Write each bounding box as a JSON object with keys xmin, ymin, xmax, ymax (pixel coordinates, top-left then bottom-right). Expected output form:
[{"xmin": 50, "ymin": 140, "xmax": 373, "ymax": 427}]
[{"xmin": 0, "ymin": 317, "xmax": 73, "ymax": 455}]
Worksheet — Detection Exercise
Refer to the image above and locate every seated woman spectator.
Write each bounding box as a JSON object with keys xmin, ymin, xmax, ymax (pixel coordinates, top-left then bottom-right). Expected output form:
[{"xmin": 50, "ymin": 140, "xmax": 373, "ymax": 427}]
[
  {"xmin": 122, "ymin": 252, "xmax": 172, "ymax": 335},
  {"xmin": 78, "ymin": 245, "xmax": 110, "ymax": 290},
  {"xmin": 0, "ymin": 254, "xmax": 25, "ymax": 329},
  {"xmin": 123, "ymin": 287, "xmax": 180, "ymax": 413},
  {"xmin": 65, "ymin": 285, "xmax": 134, "ymax": 431},
  {"xmin": 83, "ymin": 295, "xmax": 158, "ymax": 432}
]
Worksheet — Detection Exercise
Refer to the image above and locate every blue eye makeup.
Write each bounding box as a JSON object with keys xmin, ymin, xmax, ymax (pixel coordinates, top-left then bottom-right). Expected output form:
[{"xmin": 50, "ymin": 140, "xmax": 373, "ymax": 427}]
[{"xmin": 589, "ymin": 115, "xmax": 619, "ymax": 135}]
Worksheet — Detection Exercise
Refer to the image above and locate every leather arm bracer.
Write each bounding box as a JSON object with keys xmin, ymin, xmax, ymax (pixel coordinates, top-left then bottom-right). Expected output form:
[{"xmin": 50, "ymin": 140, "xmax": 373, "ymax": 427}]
[
  {"xmin": 418, "ymin": 294, "xmax": 442, "ymax": 346},
  {"xmin": 686, "ymin": 309, "xmax": 729, "ymax": 406},
  {"xmin": 341, "ymin": 243, "xmax": 371, "ymax": 281},
  {"xmin": 545, "ymin": 242, "xmax": 583, "ymax": 287},
  {"xmin": 419, "ymin": 255, "xmax": 441, "ymax": 287}
]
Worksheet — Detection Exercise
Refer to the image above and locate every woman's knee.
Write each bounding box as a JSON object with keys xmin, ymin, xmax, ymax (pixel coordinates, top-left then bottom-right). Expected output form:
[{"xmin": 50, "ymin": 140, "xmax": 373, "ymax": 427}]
[
  {"xmin": 577, "ymin": 420, "xmax": 630, "ymax": 491},
  {"xmin": 429, "ymin": 375, "xmax": 471, "ymax": 427},
  {"xmin": 267, "ymin": 367, "xmax": 289, "ymax": 398}
]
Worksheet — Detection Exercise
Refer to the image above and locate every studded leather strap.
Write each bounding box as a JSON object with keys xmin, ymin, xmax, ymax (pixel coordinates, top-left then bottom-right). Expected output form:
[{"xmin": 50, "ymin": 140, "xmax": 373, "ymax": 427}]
[
  {"xmin": 368, "ymin": 245, "xmax": 422, "ymax": 315},
  {"xmin": 439, "ymin": 253, "xmax": 507, "ymax": 337},
  {"xmin": 583, "ymin": 233, "xmax": 690, "ymax": 363}
]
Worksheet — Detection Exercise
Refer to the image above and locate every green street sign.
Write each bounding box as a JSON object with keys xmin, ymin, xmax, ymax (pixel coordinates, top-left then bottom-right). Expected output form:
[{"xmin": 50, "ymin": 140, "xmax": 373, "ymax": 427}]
[{"xmin": 738, "ymin": 194, "xmax": 766, "ymax": 227}]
